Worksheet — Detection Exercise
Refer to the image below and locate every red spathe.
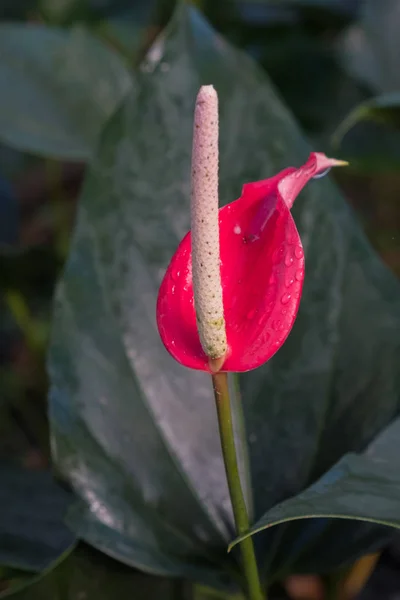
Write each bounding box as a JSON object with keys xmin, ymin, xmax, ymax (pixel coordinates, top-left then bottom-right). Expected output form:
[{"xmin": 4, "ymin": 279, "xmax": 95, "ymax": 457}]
[{"xmin": 157, "ymin": 153, "xmax": 340, "ymax": 372}]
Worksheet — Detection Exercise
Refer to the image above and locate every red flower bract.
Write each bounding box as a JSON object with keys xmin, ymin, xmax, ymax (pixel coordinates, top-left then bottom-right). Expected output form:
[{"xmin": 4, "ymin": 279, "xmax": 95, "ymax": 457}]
[{"xmin": 157, "ymin": 153, "xmax": 341, "ymax": 372}]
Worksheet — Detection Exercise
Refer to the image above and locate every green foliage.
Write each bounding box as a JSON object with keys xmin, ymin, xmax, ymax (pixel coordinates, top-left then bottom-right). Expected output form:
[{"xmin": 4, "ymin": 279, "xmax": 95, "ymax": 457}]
[
  {"xmin": 334, "ymin": 93, "xmax": 400, "ymax": 144},
  {"xmin": 206, "ymin": 0, "xmax": 365, "ymax": 137},
  {"xmin": 332, "ymin": 92, "xmax": 400, "ymax": 171},
  {"xmin": 39, "ymin": 0, "xmax": 159, "ymax": 26},
  {"xmin": 340, "ymin": 0, "xmax": 400, "ymax": 93},
  {"xmin": 335, "ymin": 0, "xmax": 400, "ymax": 170},
  {"xmin": 231, "ymin": 416, "xmax": 400, "ymax": 548},
  {"xmin": 0, "ymin": 465, "xmax": 74, "ymax": 572},
  {"xmin": 46, "ymin": 2, "xmax": 400, "ymax": 592},
  {"xmin": 1, "ymin": 544, "xmax": 185, "ymax": 599},
  {"xmin": 0, "ymin": 24, "xmax": 132, "ymax": 160}
]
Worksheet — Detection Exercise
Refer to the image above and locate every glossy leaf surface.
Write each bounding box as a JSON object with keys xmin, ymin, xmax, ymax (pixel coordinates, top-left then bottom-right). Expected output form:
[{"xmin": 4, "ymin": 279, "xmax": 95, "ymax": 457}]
[
  {"xmin": 48, "ymin": 4, "xmax": 400, "ymax": 587},
  {"xmin": 0, "ymin": 25, "xmax": 132, "ymax": 159},
  {"xmin": 231, "ymin": 416, "xmax": 400, "ymax": 548}
]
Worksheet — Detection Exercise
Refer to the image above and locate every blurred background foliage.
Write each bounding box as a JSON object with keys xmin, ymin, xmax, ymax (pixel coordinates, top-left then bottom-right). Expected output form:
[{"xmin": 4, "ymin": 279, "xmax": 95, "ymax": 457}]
[{"xmin": 0, "ymin": 0, "xmax": 399, "ymax": 598}]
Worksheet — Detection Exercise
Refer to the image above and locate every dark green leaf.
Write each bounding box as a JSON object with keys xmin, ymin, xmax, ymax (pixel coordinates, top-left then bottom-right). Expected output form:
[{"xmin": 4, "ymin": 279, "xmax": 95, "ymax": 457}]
[
  {"xmin": 331, "ymin": 93, "xmax": 400, "ymax": 171},
  {"xmin": 48, "ymin": 2, "xmax": 400, "ymax": 588},
  {"xmin": 40, "ymin": 0, "xmax": 164, "ymax": 25},
  {"xmin": 333, "ymin": 92, "xmax": 400, "ymax": 145},
  {"xmin": 0, "ymin": 24, "xmax": 132, "ymax": 159},
  {"xmin": 1, "ymin": 543, "xmax": 186, "ymax": 600},
  {"xmin": 339, "ymin": 0, "xmax": 400, "ymax": 93},
  {"xmin": 0, "ymin": 464, "xmax": 75, "ymax": 572},
  {"xmin": 205, "ymin": 2, "xmax": 367, "ymax": 137},
  {"xmin": 94, "ymin": 10, "xmax": 153, "ymax": 62},
  {"xmin": 230, "ymin": 416, "xmax": 400, "ymax": 549},
  {"xmin": 92, "ymin": 0, "xmax": 175, "ymax": 65}
]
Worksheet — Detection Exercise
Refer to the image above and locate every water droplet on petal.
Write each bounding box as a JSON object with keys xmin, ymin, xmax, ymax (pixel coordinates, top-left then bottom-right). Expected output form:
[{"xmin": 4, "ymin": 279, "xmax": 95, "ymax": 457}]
[
  {"xmin": 273, "ymin": 245, "xmax": 285, "ymax": 264},
  {"xmin": 171, "ymin": 269, "xmax": 180, "ymax": 282},
  {"xmin": 294, "ymin": 246, "xmax": 304, "ymax": 259},
  {"xmin": 284, "ymin": 251, "xmax": 294, "ymax": 266},
  {"xmin": 281, "ymin": 293, "xmax": 291, "ymax": 305},
  {"xmin": 233, "ymin": 224, "xmax": 241, "ymax": 235},
  {"xmin": 312, "ymin": 167, "xmax": 331, "ymax": 179},
  {"xmin": 272, "ymin": 319, "xmax": 282, "ymax": 331},
  {"xmin": 295, "ymin": 268, "xmax": 304, "ymax": 281},
  {"xmin": 285, "ymin": 276, "xmax": 294, "ymax": 288}
]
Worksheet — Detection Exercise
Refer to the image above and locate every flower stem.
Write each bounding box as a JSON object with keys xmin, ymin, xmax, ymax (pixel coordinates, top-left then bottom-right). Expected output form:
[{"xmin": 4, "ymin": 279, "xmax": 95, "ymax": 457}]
[{"xmin": 212, "ymin": 372, "xmax": 264, "ymax": 600}]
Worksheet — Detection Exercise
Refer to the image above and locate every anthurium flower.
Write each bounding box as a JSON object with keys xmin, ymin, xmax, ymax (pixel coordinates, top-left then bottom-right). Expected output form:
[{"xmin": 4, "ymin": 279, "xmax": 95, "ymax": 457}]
[{"xmin": 157, "ymin": 90, "xmax": 346, "ymax": 373}]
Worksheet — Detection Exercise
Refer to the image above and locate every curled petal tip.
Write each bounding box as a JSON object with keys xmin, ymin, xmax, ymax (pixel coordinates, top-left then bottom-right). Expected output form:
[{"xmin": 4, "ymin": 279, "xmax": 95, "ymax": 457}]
[
  {"xmin": 329, "ymin": 158, "xmax": 349, "ymax": 167},
  {"xmin": 311, "ymin": 152, "xmax": 349, "ymax": 173}
]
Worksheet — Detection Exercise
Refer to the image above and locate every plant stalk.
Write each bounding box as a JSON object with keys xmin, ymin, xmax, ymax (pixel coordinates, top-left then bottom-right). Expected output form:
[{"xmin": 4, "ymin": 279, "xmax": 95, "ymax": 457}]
[{"xmin": 212, "ymin": 372, "xmax": 264, "ymax": 600}]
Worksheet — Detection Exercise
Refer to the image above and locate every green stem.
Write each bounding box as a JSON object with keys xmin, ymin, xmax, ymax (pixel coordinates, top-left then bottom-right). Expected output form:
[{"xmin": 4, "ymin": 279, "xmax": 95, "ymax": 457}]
[{"xmin": 212, "ymin": 372, "xmax": 264, "ymax": 600}]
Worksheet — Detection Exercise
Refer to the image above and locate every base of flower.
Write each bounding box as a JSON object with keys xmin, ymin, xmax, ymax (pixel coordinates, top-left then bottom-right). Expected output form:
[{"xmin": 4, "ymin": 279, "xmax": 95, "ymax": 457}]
[{"xmin": 209, "ymin": 353, "xmax": 226, "ymax": 373}]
